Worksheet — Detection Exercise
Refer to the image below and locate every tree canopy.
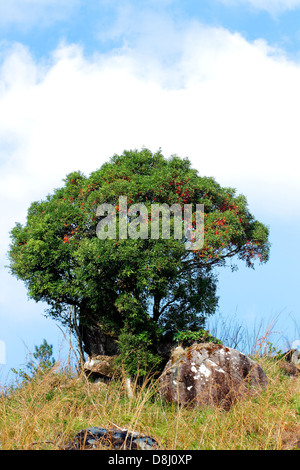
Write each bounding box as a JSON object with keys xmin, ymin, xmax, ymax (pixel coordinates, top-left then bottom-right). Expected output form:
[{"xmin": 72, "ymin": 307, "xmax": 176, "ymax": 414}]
[{"xmin": 8, "ymin": 149, "xmax": 270, "ymax": 375}]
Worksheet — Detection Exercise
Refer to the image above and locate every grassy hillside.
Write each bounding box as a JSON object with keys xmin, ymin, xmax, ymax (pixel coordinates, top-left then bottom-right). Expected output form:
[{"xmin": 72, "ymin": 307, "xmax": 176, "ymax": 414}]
[{"xmin": 0, "ymin": 353, "xmax": 299, "ymax": 450}]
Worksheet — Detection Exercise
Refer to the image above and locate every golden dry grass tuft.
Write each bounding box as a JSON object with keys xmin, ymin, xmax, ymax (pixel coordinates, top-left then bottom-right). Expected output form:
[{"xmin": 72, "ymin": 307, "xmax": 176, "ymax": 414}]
[{"xmin": 0, "ymin": 354, "xmax": 299, "ymax": 450}]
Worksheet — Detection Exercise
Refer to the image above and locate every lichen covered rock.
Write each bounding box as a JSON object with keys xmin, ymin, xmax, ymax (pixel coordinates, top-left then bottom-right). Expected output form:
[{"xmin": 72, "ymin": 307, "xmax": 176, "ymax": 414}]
[
  {"xmin": 83, "ymin": 355, "xmax": 119, "ymax": 382},
  {"xmin": 64, "ymin": 426, "xmax": 160, "ymax": 450},
  {"xmin": 160, "ymin": 343, "xmax": 268, "ymax": 410}
]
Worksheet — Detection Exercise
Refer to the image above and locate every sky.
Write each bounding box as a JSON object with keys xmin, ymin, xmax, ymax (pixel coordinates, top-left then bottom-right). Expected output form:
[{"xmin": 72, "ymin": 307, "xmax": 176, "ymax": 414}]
[{"xmin": 1, "ymin": 0, "xmax": 300, "ymax": 384}]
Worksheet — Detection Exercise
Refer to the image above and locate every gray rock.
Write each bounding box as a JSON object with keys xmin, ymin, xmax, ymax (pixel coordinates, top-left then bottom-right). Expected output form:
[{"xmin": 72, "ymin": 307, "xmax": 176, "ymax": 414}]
[
  {"xmin": 160, "ymin": 343, "xmax": 268, "ymax": 410},
  {"xmin": 291, "ymin": 349, "xmax": 300, "ymax": 365},
  {"xmin": 277, "ymin": 348, "xmax": 300, "ymax": 376},
  {"xmin": 278, "ymin": 361, "xmax": 299, "ymax": 377},
  {"xmin": 83, "ymin": 355, "xmax": 119, "ymax": 382},
  {"xmin": 64, "ymin": 427, "xmax": 160, "ymax": 450}
]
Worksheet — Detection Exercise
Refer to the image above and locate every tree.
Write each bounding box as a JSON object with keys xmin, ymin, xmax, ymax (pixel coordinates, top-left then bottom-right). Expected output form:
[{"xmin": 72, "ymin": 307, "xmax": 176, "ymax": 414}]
[
  {"xmin": 12, "ymin": 339, "xmax": 55, "ymax": 382},
  {"xmin": 8, "ymin": 149, "xmax": 270, "ymax": 375}
]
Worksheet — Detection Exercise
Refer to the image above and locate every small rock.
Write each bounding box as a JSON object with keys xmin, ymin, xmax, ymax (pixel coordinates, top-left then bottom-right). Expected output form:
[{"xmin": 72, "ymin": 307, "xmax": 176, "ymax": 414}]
[
  {"xmin": 64, "ymin": 427, "xmax": 160, "ymax": 450},
  {"xmin": 282, "ymin": 349, "xmax": 300, "ymax": 366},
  {"xmin": 83, "ymin": 355, "xmax": 118, "ymax": 382},
  {"xmin": 278, "ymin": 361, "xmax": 299, "ymax": 377}
]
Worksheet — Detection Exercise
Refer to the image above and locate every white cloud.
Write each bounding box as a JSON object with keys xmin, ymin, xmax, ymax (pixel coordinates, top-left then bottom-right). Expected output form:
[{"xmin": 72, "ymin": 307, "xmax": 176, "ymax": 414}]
[
  {"xmin": 1, "ymin": 18, "xmax": 300, "ymax": 271},
  {"xmin": 218, "ymin": 0, "xmax": 300, "ymax": 14},
  {"xmin": 0, "ymin": 25, "xmax": 299, "ymax": 248},
  {"xmin": 1, "ymin": 14, "xmax": 300, "ymax": 358},
  {"xmin": 0, "ymin": 0, "xmax": 80, "ymax": 28}
]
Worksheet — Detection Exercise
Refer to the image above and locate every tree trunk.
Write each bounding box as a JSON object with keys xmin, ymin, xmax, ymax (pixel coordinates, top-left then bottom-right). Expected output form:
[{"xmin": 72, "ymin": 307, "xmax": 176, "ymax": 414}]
[
  {"xmin": 80, "ymin": 322, "xmax": 119, "ymax": 357},
  {"xmin": 72, "ymin": 306, "xmax": 86, "ymax": 367}
]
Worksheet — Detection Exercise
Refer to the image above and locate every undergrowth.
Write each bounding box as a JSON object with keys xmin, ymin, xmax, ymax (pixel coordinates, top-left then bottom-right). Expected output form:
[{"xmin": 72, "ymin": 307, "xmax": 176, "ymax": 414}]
[{"xmin": 0, "ymin": 355, "xmax": 299, "ymax": 450}]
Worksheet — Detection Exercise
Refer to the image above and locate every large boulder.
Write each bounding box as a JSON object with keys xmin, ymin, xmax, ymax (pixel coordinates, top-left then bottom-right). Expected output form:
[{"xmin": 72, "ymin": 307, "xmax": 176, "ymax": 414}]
[{"xmin": 160, "ymin": 343, "xmax": 268, "ymax": 410}]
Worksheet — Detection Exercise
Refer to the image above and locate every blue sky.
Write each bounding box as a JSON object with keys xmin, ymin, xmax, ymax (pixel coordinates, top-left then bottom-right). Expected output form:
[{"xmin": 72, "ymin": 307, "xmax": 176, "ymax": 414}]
[{"xmin": 1, "ymin": 0, "xmax": 300, "ymax": 383}]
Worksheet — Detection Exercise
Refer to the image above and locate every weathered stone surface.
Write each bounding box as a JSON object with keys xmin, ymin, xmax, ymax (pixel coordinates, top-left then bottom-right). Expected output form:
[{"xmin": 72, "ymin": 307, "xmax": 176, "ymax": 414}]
[
  {"xmin": 292, "ymin": 349, "xmax": 300, "ymax": 365},
  {"xmin": 64, "ymin": 427, "xmax": 161, "ymax": 450},
  {"xmin": 277, "ymin": 348, "xmax": 300, "ymax": 376},
  {"xmin": 278, "ymin": 361, "xmax": 300, "ymax": 377},
  {"xmin": 283, "ymin": 349, "xmax": 300, "ymax": 366},
  {"xmin": 83, "ymin": 355, "xmax": 118, "ymax": 381},
  {"xmin": 160, "ymin": 343, "xmax": 268, "ymax": 410}
]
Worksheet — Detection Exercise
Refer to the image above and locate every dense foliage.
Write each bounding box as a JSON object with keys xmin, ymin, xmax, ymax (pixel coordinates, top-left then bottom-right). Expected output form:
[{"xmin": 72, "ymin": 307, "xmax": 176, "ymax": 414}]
[{"xmin": 8, "ymin": 149, "xmax": 270, "ymax": 375}]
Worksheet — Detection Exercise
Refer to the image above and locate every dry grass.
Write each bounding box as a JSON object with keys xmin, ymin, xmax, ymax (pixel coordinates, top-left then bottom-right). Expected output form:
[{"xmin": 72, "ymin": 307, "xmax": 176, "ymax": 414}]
[{"xmin": 0, "ymin": 353, "xmax": 299, "ymax": 450}]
